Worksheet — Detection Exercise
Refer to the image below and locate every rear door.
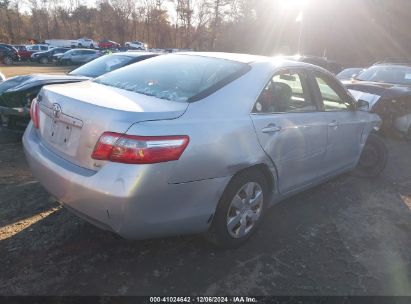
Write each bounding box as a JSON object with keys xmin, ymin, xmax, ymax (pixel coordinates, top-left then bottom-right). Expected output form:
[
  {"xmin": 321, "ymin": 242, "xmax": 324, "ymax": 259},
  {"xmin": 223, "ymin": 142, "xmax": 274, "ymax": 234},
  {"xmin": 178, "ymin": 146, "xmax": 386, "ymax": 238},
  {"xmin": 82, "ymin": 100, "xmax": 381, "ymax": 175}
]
[
  {"xmin": 311, "ymin": 71, "xmax": 366, "ymax": 175},
  {"xmin": 251, "ymin": 68, "xmax": 328, "ymax": 194}
]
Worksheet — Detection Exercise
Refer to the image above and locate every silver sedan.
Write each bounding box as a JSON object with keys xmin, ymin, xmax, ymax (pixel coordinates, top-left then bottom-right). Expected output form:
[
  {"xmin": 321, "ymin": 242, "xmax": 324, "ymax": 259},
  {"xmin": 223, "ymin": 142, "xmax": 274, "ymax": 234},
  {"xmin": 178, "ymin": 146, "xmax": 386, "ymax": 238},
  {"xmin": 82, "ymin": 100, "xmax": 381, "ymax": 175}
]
[{"xmin": 23, "ymin": 53, "xmax": 385, "ymax": 247}]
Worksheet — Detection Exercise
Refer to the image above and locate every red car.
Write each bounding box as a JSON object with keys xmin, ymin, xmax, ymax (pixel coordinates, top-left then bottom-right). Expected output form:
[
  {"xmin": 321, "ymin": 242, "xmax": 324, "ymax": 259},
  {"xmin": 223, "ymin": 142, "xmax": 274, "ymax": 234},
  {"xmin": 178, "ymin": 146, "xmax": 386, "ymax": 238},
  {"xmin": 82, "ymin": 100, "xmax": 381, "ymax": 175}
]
[
  {"xmin": 13, "ymin": 45, "xmax": 34, "ymax": 61},
  {"xmin": 98, "ymin": 39, "xmax": 120, "ymax": 49}
]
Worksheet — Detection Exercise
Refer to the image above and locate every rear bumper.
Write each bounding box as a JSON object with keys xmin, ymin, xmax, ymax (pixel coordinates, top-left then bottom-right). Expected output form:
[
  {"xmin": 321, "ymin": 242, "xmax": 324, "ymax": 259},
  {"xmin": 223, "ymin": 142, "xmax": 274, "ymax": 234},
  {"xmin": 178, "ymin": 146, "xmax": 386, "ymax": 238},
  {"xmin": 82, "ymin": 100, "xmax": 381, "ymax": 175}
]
[{"xmin": 23, "ymin": 123, "xmax": 230, "ymax": 239}]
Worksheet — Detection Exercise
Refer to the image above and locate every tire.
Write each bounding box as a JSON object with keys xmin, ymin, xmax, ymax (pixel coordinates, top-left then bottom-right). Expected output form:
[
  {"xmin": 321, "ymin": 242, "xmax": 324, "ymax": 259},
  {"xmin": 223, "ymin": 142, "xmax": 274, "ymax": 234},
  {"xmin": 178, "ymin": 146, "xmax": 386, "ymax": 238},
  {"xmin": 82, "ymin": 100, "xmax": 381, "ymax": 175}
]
[
  {"xmin": 3, "ymin": 56, "xmax": 12, "ymax": 65},
  {"xmin": 78, "ymin": 43, "xmax": 82, "ymax": 48},
  {"xmin": 90, "ymin": 44, "xmax": 94, "ymax": 49},
  {"xmin": 39, "ymin": 57, "xmax": 48, "ymax": 64},
  {"xmin": 353, "ymin": 133, "xmax": 388, "ymax": 178},
  {"xmin": 206, "ymin": 169, "xmax": 268, "ymax": 248}
]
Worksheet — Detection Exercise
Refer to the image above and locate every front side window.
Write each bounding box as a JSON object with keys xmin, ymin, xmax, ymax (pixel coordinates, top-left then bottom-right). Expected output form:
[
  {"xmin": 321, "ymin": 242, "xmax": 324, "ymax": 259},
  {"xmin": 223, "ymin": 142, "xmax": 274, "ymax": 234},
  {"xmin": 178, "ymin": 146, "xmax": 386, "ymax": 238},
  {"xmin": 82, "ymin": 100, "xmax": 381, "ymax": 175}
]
[
  {"xmin": 94, "ymin": 54, "xmax": 249, "ymax": 103},
  {"xmin": 253, "ymin": 71, "xmax": 316, "ymax": 113},
  {"xmin": 315, "ymin": 76, "xmax": 350, "ymax": 111}
]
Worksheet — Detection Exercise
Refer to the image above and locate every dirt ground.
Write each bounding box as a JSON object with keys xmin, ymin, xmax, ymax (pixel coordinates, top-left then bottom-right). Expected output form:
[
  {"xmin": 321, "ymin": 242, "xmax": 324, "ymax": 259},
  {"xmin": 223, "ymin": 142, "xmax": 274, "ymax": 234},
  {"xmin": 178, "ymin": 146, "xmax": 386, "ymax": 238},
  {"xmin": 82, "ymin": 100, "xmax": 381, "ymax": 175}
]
[
  {"xmin": 0, "ymin": 63, "xmax": 73, "ymax": 78},
  {"xmin": 0, "ymin": 66, "xmax": 411, "ymax": 296}
]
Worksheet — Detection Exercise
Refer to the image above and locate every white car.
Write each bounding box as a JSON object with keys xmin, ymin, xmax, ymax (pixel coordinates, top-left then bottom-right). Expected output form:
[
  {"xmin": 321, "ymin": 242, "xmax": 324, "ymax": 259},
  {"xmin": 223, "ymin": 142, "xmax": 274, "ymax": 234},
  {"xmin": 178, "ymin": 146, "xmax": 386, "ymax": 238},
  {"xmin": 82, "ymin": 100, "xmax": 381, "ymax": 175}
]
[
  {"xmin": 125, "ymin": 41, "xmax": 147, "ymax": 50},
  {"xmin": 76, "ymin": 38, "xmax": 97, "ymax": 49},
  {"xmin": 0, "ymin": 71, "xmax": 5, "ymax": 83},
  {"xmin": 26, "ymin": 44, "xmax": 53, "ymax": 52}
]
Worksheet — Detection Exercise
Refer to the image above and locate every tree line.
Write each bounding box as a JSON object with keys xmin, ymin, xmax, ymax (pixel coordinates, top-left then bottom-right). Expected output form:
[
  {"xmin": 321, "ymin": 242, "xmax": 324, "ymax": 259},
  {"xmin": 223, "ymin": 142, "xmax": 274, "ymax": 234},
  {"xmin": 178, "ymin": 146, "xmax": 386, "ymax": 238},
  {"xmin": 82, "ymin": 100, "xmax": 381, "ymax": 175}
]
[{"xmin": 1, "ymin": 0, "xmax": 411, "ymax": 66}]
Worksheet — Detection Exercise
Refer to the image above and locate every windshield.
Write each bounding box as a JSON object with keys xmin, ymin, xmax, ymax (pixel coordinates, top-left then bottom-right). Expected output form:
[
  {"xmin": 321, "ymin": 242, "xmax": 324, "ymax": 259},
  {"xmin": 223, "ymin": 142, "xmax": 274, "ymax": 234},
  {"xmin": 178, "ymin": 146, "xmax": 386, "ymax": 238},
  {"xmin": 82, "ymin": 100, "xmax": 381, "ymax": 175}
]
[
  {"xmin": 93, "ymin": 54, "xmax": 249, "ymax": 102},
  {"xmin": 337, "ymin": 68, "xmax": 363, "ymax": 79},
  {"xmin": 69, "ymin": 54, "xmax": 134, "ymax": 78},
  {"xmin": 356, "ymin": 65, "xmax": 411, "ymax": 85}
]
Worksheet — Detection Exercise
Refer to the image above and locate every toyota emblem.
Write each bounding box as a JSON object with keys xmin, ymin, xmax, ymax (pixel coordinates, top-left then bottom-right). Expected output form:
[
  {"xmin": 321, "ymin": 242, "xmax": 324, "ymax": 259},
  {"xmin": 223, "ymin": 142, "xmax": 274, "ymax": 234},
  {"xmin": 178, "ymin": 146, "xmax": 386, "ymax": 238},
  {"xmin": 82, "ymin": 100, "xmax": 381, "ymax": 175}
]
[{"xmin": 52, "ymin": 103, "xmax": 62, "ymax": 119}]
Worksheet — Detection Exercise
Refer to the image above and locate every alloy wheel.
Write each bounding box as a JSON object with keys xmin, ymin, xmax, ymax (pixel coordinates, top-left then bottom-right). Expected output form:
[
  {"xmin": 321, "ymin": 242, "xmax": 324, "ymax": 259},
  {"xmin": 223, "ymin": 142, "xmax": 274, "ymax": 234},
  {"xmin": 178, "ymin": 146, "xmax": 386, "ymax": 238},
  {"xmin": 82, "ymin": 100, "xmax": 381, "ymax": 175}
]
[{"xmin": 226, "ymin": 182, "xmax": 264, "ymax": 239}]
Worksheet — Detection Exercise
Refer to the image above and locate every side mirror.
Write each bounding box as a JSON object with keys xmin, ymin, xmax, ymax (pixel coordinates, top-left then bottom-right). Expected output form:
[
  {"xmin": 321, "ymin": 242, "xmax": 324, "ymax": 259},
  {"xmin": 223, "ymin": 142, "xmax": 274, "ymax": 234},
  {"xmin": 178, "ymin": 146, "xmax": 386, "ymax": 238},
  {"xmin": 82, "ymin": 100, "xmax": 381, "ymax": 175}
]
[{"xmin": 356, "ymin": 99, "xmax": 370, "ymax": 111}]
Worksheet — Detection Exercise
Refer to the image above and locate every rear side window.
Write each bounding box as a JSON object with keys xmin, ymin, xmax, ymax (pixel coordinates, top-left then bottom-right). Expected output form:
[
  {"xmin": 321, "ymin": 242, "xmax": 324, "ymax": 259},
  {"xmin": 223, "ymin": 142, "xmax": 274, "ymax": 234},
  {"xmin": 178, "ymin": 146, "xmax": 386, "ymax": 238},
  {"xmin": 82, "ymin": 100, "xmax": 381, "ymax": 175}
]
[{"xmin": 94, "ymin": 54, "xmax": 249, "ymax": 103}]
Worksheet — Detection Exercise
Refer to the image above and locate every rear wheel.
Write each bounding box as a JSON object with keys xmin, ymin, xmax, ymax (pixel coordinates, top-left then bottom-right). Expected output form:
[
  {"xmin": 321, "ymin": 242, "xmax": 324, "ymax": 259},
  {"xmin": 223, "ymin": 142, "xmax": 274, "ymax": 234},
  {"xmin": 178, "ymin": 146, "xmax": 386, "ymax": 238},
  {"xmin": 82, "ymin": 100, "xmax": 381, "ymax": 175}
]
[
  {"xmin": 353, "ymin": 133, "xmax": 388, "ymax": 178},
  {"xmin": 39, "ymin": 57, "xmax": 48, "ymax": 64},
  {"xmin": 3, "ymin": 56, "xmax": 12, "ymax": 65},
  {"xmin": 206, "ymin": 169, "xmax": 268, "ymax": 248}
]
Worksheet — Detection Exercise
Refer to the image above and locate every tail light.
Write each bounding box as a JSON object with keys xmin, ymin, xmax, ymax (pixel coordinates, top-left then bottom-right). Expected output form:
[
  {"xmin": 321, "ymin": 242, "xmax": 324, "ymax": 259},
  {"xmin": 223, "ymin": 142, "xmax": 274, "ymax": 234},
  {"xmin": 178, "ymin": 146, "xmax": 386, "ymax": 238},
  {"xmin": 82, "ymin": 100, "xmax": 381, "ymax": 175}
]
[
  {"xmin": 91, "ymin": 132, "xmax": 189, "ymax": 164},
  {"xmin": 29, "ymin": 98, "xmax": 40, "ymax": 129}
]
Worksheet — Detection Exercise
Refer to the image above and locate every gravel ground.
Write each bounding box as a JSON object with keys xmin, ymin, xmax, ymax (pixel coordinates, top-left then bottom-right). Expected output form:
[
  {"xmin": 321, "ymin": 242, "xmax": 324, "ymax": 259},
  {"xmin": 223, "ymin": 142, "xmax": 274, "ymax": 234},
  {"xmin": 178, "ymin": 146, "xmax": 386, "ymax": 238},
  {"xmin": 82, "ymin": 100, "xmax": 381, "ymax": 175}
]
[{"xmin": 0, "ymin": 127, "xmax": 410, "ymax": 296}]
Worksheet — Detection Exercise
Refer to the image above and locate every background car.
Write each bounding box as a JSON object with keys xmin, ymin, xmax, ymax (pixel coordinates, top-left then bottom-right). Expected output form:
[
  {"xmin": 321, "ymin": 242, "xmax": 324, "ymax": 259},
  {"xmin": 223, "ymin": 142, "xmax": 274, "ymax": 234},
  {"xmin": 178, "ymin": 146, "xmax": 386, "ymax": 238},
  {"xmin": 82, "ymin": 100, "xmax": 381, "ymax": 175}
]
[
  {"xmin": 13, "ymin": 45, "xmax": 34, "ymax": 61},
  {"xmin": 0, "ymin": 52, "xmax": 159, "ymax": 132},
  {"xmin": 337, "ymin": 68, "xmax": 365, "ymax": 80},
  {"xmin": 23, "ymin": 53, "xmax": 385, "ymax": 248},
  {"xmin": 31, "ymin": 47, "xmax": 71, "ymax": 64},
  {"xmin": 52, "ymin": 52, "xmax": 65, "ymax": 62},
  {"xmin": 125, "ymin": 41, "xmax": 147, "ymax": 50},
  {"xmin": 0, "ymin": 44, "xmax": 19, "ymax": 64},
  {"xmin": 343, "ymin": 62, "xmax": 411, "ymax": 140},
  {"xmin": 59, "ymin": 49, "xmax": 102, "ymax": 65},
  {"xmin": 98, "ymin": 39, "xmax": 120, "ymax": 49},
  {"xmin": 76, "ymin": 38, "xmax": 97, "ymax": 49},
  {"xmin": 25, "ymin": 44, "xmax": 51, "ymax": 52}
]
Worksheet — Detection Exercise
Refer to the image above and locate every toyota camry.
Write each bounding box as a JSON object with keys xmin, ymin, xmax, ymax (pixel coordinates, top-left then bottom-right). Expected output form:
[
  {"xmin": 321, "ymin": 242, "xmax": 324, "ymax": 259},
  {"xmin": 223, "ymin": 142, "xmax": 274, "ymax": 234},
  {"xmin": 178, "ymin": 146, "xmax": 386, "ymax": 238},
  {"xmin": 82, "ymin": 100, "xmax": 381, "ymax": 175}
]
[{"xmin": 23, "ymin": 53, "xmax": 386, "ymax": 247}]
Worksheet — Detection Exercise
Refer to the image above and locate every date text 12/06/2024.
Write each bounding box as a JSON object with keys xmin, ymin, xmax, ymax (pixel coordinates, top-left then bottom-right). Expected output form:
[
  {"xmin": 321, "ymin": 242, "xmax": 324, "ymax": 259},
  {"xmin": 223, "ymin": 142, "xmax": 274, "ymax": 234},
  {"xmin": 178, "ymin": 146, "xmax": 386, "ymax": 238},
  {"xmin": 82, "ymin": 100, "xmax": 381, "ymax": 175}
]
[{"xmin": 149, "ymin": 297, "xmax": 258, "ymax": 303}]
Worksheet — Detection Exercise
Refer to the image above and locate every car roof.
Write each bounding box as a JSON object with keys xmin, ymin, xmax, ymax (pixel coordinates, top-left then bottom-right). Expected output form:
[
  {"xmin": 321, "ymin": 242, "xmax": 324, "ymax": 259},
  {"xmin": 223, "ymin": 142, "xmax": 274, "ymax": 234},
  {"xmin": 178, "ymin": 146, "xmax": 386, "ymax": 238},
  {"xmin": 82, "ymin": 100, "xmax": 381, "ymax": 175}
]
[
  {"xmin": 179, "ymin": 52, "xmax": 271, "ymax": 63},
  {"xmin": 67, "ymin": 48, "xmax": 99, "ymax": 52},
  {"xmin": 174, "ymin": 52, "xmax": 332, "ymax": 72},
  {"xmin": 116, "ymin": 51, "xmax": 159, "ymax": 57},
  {"xmin": 371, "ymin": 64, "xmax": 411, "ymax": 69}
]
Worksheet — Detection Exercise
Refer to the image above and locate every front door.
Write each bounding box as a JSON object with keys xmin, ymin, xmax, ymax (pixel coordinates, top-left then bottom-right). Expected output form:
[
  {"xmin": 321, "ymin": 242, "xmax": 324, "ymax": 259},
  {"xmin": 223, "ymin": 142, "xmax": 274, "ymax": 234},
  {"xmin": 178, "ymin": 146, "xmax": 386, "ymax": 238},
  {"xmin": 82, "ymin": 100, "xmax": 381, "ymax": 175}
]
[{"xmin": 251, "ymin": 69, "xmax": 328, "ymax": 194}]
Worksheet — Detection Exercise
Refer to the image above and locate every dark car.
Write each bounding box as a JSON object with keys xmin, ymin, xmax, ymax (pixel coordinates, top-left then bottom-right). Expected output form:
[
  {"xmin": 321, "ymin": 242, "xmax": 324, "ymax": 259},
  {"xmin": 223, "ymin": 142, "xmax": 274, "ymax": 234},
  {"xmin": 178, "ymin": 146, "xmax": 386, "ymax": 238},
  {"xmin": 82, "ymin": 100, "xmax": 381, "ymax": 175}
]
[
  {"xmin": 337, "ymin": 68, "xmax": 365, "ymax": 81},
  {"xmin": 13, "ymin": 45, "xmax": 34, "ymax": 61},
  {"xmin": 98, "ymin": 39, "xmax": 120, "ymax": 49},
  {"xmin": 0, "ymin": 52, "xmax": 159, "ymax": 132},
  {"xmin": 343, "ymin": 63, "xmax": 411, "ymax": 139},
  {"xmin": 31, "ymin": 47, "xmax": 71, "ymax": 64},
  {"xmin": 0, "ymin": 44, "xmax": 20, "ymax": 65}
]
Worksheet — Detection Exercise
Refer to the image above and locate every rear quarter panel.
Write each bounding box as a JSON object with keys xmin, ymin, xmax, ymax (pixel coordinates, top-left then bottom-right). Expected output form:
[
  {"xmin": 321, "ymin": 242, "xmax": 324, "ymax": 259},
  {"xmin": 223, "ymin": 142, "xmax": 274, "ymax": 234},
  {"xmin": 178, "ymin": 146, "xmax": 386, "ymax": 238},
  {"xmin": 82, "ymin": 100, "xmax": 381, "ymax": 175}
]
[{"xmin": 126, "ymin": 62, "xmax": 277, "ymax": 184}]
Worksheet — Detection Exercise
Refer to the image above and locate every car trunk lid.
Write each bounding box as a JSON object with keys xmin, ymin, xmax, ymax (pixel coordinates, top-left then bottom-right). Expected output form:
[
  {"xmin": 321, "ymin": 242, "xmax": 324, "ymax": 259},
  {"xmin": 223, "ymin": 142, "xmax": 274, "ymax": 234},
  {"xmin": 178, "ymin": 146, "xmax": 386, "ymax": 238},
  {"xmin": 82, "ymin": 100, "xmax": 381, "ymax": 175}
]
[{"xmin": 37, "ymin": 81, "xmax": 188, "ymax": 170}]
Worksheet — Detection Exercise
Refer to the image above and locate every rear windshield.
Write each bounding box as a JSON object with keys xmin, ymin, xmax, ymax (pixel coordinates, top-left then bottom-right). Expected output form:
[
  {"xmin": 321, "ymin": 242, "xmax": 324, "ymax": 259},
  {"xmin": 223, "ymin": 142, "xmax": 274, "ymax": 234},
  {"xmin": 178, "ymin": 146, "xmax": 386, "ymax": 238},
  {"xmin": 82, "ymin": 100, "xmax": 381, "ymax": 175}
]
[{"xmin": 93, "ymin": 54, "xmax": 249, "ymax": 102}]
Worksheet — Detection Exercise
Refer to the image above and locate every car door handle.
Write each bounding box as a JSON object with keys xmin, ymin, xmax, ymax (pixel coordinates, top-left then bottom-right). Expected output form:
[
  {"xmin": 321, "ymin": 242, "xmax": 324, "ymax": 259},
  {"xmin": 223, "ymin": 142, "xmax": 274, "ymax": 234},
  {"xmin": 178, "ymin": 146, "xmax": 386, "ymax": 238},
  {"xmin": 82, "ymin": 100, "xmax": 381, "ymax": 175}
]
[
  {"xmin": 262, "ymin": 124, "xmax": 282, "ymax": 134},
  {"xmin": 328, "ymin": 120, "xmax": 339, "ymax": 127}
]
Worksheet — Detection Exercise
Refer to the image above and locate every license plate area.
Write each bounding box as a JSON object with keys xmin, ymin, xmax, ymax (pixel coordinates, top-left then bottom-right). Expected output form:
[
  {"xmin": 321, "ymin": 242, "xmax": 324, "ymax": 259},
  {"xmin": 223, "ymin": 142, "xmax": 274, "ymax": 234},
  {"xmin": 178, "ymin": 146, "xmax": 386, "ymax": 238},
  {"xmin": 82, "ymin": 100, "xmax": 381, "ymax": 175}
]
[
  {"xmin": 40, "ymin": 103, "xmax": 83, "ymax": 157},
  {"xmin": 49, "ymin": 119, "xmax": 72, "ymax": 145}
]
